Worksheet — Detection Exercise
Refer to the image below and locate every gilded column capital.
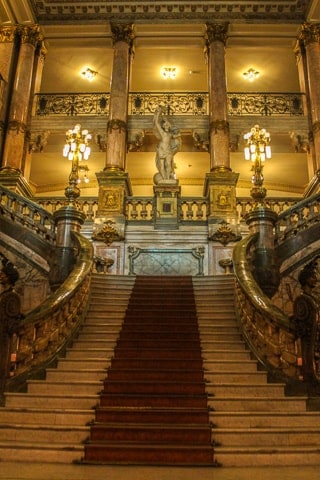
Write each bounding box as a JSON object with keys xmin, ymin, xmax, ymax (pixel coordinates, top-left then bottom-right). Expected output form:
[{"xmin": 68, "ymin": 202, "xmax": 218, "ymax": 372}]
[
  {"xmin": 0, "ymin": 26, "xmax": 17, "ymax": 43},
  {"xmin": 111, "ymin": 23, "xmax": 135, "ymax": 47},
  {"xmin": 205, "ymin": 22, "xmax": 229, "ymax": 45},
  {"xmin": 298, "ymin": 22, "xmax": 320, "ymax": 46},
  {"xmin": 19, "ymin": 25, "xmax": 44, "ymax": 48}
]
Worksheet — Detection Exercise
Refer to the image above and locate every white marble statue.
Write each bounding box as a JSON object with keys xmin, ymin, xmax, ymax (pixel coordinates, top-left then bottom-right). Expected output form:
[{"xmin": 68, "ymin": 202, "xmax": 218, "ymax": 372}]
[{"xmin": 153, "ymin": 107, "xmax": 181, "ymax": 184}]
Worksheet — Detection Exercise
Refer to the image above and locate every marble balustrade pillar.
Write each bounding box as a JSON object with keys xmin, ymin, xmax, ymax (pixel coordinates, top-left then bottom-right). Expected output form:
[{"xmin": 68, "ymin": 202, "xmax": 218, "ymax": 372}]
[
  {"xmin": 206, "ymin": 22, "xmax": 230, "ymax": 172},
  {"xmin": 104, "ymin": 23, "xmax": 135, "ymax": 172},
  {"xmin": 298, "ymin": 23, "xmax": 320, "ymax": 172}
]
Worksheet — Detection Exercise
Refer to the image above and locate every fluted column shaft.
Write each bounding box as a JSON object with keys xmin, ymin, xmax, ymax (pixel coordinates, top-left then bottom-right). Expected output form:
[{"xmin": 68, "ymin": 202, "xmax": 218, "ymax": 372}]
[
  {"xmin": 105, "ymin": 24, "xmax": 134, "ymax": 171},
  {"xmin": 206, "ymin": 23, "xmax": 230, "ymax": 171},
  {"xmin": 298, "ymin": 23, "xmax": 320, "ymax": 171},
  {"xmin": 1, "ymin": 25, "xmax": 44, "ymax": 172}
]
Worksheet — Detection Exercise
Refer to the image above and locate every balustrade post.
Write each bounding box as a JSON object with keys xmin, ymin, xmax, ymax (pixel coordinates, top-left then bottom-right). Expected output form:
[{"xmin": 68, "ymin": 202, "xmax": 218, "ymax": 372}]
[
  {"xmin": 245, "ymin": 207, "xmax": 280, "ymax": 298},
  {"xmin": 52, "ymin": 206, "xmax": 86, "ymax": 289}
]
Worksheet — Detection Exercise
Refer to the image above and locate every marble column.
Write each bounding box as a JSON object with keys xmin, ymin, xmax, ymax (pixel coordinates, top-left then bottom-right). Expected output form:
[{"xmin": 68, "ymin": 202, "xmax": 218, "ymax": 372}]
[
  {"xmin": 0, "ymin": 26, "xmax": 17, "ymax": 163},
  {"xmin": 294, "ymin": 38, "xmax": 316, "ymax": 181},
  {"xmin": 0, "ymin": 25, "xmax": 43, "ymax": 195},
  {"xmin": 104, "ymin": 23, "xmax": 134, "ymax": 172},
  {"xmin": 206, "ymin": 22, "xmax": 230, "ymax": 172},
  {"xmin": 203, "ymin": 22, "xmax": 239, "ymax": 238},
  {"xmin": 297, "ymin": 23, "xmax": 320, "ymax": 173}
]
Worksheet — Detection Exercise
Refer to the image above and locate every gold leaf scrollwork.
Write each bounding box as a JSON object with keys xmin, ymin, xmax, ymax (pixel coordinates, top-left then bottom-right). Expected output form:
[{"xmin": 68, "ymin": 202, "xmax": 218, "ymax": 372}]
[
  {"xmin": 92, "ymin": 220, "xmax": 124, "ymax": 245},
  {"xmin": 209, "ymin": 221, "xmax": 242, "ymax": 246}
]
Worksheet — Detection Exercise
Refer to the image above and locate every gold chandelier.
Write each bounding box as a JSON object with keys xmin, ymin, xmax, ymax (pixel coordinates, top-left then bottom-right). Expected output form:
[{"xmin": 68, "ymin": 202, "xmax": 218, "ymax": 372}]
[
  {"xmin": 63, "ymin": 124, "xmax": 91, "ymax": 203},
  {"xmin": 244, "ymin": 125, "xmax": 271, "ymax": 203}
]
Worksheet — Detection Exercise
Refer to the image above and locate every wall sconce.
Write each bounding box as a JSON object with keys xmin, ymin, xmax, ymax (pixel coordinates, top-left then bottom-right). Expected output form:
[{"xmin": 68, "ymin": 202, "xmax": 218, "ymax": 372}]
[
  {"xmin": 81, "ymin": 67, "xmax": 98, "ymax": 81},
  {"xmin": 160, "ymin": 67, "xmax": 177, "ymax": 80},
  {"xmin": 242, "ymin": 68, "xmax": 260, "ymax": 82},
  {"xmin": 244, "ymin": 124, "xmax": 271, "ymax": 203},
  {"xmin": 63, "ymin": 124, "xmax": 91, "ymax": 203}
]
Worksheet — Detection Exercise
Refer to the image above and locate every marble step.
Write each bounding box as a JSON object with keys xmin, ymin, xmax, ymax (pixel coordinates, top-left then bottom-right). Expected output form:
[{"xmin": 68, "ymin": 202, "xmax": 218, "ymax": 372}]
[
  {"xmin": 26, "ymin": 380, "xmax": 103, "ymax": 395},
  {"xmin": 202, "ymin": 349, "xmax": 251, "ymax": 361},
  {"xmin": 207, "ymin": 396, "xmax": 307, "ymax": 412},
  {"xmin": 212, "ymin": 427, "xmax": 320, "ymax": 447},
  {"xmin": 45, "ymin": 368, "xmax": 108, "ymax": 382},
  {"xmin": 4, "ymin": 393, "xmax": 99, "ymax": 409},
  {"xmin": 0, "ymin": 440, "xmax": 84, "ymax": 463},
  {"xmin": 58, "ymin": 358, "xmax": 111, "ymax": 369},
  {"xmin": 0, "ymin": 424, "xmax": 89, "ymax": 443},
  {"xmin": 205, "ymin": 372, "xmax": 267, "ymax": 384},
  {"xmin": 210, "ymin": 411, "xmax": 320, "ymax": 428},
  {"xmin": 0, "ymin": 407, "xmax": 94, "ymax": 425},
  {"xmin": 65, "ymin": 347, "xmax": 115, "ymax": 359},
  {"xmin": 206, "ymin": 383, "xmax": 285, "ymax": 397},
  {"xmin": 213, "ymin": 445, "xmax": 320, "ymax": 467},
  {"xmin": 203, "ymin": 360, "xmax": 259, "ymax": 372}
]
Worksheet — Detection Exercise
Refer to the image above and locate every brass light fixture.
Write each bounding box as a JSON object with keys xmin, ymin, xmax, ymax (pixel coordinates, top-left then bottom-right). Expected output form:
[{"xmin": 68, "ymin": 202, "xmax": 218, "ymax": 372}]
[
  {"xmin": 242, "ymin": 68, "xmax": 260, "ymax": 82},
  {"xmin": 160, "ymin": 66, "xmax": 177, "ymax": 79},
  {"xmin": 244, "ymin": 125, "xmax": 271, "ymax": 203},
  {"xmin": 81, "ymin": 67, "xmax": 98, "ymax": 81},
  {"xmin": 63, "ymin": 124, "xmax": 91, "ymax": 203}
]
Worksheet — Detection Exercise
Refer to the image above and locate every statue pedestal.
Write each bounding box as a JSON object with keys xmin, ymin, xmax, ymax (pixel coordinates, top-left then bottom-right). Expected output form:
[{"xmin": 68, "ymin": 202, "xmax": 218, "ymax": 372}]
[{"xmin": 153, "ymin": 184, "xmax": 181, "ymax": 230}]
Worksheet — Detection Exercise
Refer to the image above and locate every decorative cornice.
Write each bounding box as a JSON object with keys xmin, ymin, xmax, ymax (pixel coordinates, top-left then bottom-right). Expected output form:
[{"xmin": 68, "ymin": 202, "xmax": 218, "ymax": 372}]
[{"xmin": 27, "ymin": 1, "xmax": 311, "ymax": 23}]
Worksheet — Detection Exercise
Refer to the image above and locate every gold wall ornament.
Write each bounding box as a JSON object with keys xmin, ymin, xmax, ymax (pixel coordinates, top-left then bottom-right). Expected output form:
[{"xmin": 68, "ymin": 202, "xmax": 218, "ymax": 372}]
[
  {"xmin": 98, "ymin": 187, "xmax": 123, "ymax": 214},
  {"xmin": 92, "ymin": 220, "xmax": 124, "ymax": 245},
  {"xmin": 209, "ymin": 221, "xmax": 241, "ymax": 245}
]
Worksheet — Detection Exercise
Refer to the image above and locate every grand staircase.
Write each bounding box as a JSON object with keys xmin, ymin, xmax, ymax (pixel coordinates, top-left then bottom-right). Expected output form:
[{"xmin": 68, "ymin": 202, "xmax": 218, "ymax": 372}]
[{"xmin": 0, "ymin": 274, "xmax": 319, "ymax": 466}]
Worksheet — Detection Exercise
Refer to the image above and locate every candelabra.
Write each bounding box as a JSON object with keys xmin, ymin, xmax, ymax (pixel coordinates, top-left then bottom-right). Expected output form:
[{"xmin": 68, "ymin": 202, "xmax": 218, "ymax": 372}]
[
  {"xmin": 243, "ymin": 124, "xmax": 271, "ymax": 203},
  {"xmin": 62, "ymin": 124, "xmax": 91, "ymax": 203}
]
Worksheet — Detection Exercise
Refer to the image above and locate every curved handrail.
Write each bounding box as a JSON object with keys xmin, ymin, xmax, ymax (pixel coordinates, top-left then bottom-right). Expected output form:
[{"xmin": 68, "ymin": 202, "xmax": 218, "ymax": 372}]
[
  {"xmin": 4, "ymin": 231, "xmax": 93, "ymax": 392},
  {"xmin": 233, "ymin": 233, "xmax": 299, "ymax": 381}
]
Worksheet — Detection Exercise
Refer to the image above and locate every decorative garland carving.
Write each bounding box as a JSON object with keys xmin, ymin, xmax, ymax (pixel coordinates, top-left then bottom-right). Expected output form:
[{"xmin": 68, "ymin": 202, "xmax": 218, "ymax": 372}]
[
  {"xmin": 92, "ymin": 220, "xmax": 124, "ymax": 245},
  {"xmin": 209, "ymin": 222, "xmax": 241, "ymax": 245}
]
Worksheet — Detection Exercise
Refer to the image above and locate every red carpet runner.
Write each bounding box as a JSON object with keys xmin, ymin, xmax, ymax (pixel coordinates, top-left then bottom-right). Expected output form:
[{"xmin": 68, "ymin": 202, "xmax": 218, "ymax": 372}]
[{"xmin": 84, "ymin": 276, "xmax": 214, "ymax": 465}]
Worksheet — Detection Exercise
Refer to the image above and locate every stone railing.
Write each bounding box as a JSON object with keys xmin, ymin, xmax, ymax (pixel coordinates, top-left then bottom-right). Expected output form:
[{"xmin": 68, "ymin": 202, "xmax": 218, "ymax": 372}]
[
  {"xmin": 233, "ymin": 233, "xmax": 299, "ymax": 383},
  {"xmin": 34, "ymin": 91, "xmax": 305, "ymax": 117},
  {"xmin": 0, "ymin": 185, "xmax": 56, "ymax": 244},
  {"xmin": 5, "ymin": 232, "xmax": 93, "ymax": 393},
  {"xmin": 275, "ymin": 192, "xmax": 320, "ymax": 246},
  {"xmin": 34, "ymin": 195, "xmax": 300, "ymax": 224}
]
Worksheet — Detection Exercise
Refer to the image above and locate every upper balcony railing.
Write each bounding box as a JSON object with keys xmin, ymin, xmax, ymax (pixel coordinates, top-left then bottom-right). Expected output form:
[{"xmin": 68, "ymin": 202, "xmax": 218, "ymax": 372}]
[{"xmin": 34, "ymin": 92, "xmax": 305, "ymax": 117}]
